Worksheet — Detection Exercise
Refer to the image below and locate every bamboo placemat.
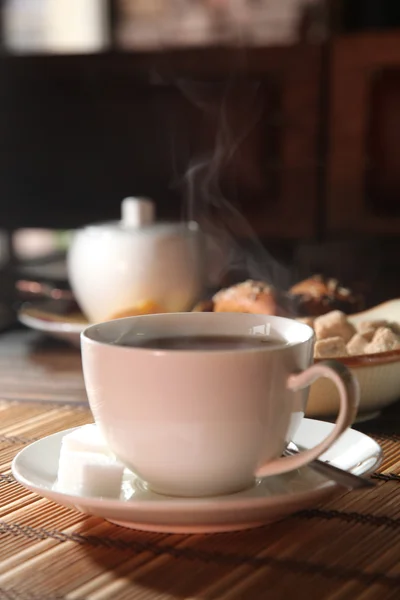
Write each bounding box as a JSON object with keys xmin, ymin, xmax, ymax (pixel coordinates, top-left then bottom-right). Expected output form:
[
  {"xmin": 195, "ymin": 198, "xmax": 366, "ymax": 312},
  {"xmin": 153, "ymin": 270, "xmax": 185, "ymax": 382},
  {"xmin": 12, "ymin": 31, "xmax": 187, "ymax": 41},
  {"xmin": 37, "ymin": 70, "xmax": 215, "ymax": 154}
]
[
  {"xmin": 0, "ymin": 400, "xmax": 399, "ymax": 600},
  {"xmin": 0, "ymin": 328, "xmax": 400, "ymax": 599},
  {"xmin": 0, "ymin": 330, "xmax": 87, "ymax": 405}
]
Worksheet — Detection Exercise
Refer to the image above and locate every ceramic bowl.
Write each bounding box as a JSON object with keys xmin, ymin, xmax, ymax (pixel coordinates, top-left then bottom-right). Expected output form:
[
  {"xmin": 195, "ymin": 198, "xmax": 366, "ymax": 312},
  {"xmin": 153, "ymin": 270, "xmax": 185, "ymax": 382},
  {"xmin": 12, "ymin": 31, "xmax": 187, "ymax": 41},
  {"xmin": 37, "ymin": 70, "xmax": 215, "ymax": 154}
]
[{"xmin": 307, "ymin": 299, "xmax": 400, "ymax": 420}]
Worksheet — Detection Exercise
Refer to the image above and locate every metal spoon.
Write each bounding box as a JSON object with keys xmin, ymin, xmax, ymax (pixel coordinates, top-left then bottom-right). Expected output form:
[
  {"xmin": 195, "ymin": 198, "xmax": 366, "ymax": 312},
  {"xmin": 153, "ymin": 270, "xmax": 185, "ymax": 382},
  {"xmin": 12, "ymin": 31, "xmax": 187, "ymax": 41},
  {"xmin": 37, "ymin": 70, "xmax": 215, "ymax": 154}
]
[{"xmin": 284, "ymin": 444, "xmax": 375, "ymax": 489}]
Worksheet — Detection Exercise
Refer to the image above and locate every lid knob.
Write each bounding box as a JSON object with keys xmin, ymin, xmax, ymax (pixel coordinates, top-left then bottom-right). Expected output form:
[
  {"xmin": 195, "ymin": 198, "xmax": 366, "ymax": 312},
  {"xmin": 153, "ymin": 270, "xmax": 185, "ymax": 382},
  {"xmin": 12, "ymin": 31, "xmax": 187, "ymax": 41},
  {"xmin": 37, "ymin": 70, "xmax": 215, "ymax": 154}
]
[{"xmin": 121, "ymin": 197, "xmax": 155, "ymax": 228}]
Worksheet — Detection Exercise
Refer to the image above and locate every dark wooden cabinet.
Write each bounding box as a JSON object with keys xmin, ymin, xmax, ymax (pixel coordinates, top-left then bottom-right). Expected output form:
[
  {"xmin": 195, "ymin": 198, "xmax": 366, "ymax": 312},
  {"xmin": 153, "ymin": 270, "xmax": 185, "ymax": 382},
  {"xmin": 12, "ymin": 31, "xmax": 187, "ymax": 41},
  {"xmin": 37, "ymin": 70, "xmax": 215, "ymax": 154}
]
[
  {"xmin": 327, "ymin": 32, "xmax": 400, "ymax": 235},
  {"xmin": 7, "ymin": 35, "xmax": 400, "ymax": 242},
  {"xmin": 0, "ymin": 47, "xmax": 322, "ymax": 239}
]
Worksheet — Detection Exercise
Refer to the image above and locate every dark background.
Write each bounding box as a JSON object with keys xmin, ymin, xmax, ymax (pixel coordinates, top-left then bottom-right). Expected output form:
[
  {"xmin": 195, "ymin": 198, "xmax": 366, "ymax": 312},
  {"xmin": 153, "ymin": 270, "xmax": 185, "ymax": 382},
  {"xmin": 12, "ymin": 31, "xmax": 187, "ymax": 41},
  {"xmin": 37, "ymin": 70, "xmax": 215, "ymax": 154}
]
[{"xmin": 2, "ymin": 0, "xmax": 400, "ymax": 307}]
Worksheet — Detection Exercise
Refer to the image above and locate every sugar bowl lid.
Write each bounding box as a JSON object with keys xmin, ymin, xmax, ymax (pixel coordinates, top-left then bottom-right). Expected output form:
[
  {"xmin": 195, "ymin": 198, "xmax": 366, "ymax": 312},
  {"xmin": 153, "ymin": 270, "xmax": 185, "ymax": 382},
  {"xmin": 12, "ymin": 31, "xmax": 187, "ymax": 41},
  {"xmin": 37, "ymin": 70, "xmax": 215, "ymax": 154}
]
[{"xmin": 78, "ymin": 197, "xmax": 199, "ymax": 239}]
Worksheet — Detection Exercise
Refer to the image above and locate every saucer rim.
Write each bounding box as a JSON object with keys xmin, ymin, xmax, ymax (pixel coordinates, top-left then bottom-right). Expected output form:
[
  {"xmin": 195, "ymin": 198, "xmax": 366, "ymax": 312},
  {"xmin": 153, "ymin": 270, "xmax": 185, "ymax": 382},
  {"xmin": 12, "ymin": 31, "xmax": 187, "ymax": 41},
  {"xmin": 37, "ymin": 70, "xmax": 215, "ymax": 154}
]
[
  {"xmin": 12, "ymin": 419, "xmax": 382, "ymax": 516},
  {"xmin": 18, "ymin": 306, "xmax": 86, "ymax": 334}
]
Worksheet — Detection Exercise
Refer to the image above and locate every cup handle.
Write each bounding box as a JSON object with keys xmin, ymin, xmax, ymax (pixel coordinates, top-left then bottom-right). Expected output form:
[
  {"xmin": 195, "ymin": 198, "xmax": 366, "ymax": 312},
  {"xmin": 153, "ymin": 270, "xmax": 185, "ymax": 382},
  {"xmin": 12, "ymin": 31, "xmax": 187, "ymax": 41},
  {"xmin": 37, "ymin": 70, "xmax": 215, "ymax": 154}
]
[{"xmin": 255, "ymin": 360, "xmax": 360, "ymax": 478}]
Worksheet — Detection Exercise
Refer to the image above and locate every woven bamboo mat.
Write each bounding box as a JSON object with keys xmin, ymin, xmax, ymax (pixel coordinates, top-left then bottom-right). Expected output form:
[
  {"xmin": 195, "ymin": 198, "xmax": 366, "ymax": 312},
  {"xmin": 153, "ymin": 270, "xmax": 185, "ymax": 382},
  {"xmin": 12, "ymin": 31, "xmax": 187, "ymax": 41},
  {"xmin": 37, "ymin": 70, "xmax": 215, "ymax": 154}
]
[
  {"xmin": 0, "ymin": 401, "xmax": 399, "ymax": 600},
  {"xmin": 0, "ymin": 330, "xmax": 87, "ymax": 405}
]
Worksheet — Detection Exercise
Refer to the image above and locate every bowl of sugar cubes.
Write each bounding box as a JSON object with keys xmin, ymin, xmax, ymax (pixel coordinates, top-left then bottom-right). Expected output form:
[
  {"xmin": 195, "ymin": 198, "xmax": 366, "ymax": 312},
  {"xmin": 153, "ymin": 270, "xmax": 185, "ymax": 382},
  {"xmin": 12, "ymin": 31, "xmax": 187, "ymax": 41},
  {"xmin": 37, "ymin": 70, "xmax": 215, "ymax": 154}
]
[{"xmin": 302, "ymin": 299, "xmax": 400, "ymax": 420}]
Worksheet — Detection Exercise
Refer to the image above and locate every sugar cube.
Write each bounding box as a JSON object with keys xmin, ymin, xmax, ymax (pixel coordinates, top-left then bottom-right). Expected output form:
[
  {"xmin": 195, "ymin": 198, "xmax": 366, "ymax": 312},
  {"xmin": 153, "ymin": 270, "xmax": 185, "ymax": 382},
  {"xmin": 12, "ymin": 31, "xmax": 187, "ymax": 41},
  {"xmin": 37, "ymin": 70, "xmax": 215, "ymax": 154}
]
[
  {"xmin": 57, "ymin": 449, "xmax": 124, "ymax": 498},
  {"xmin": 346, "ymin": 333, "xmax": 369, "ymax": 356},
  {"xmin": 60, "ymin": 423, "xmax": 112, "ymax": 456},
  {"xmin": 56, "ymin": 424, "xmax": 124, "ymax": 499},
  {"xmin": 314, "ymin": 311, "xmax": 356, "ymax": 343},
  {"xmin": 314, "ymin": 336, "xmax": 348, "ymax": 359},
  {"xmin": 365, "ymin": 327, "xmax": 400, "ymax": 354}
]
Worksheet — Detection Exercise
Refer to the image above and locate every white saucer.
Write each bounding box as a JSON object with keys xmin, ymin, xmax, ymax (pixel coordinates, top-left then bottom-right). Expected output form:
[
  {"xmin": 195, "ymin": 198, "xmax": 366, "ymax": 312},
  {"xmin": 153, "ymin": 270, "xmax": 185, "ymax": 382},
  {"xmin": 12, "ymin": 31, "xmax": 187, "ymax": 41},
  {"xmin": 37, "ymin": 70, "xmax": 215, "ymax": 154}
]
[{"xmin": 12, "ymin": 419, "xmax": 382, "ymax": 534}]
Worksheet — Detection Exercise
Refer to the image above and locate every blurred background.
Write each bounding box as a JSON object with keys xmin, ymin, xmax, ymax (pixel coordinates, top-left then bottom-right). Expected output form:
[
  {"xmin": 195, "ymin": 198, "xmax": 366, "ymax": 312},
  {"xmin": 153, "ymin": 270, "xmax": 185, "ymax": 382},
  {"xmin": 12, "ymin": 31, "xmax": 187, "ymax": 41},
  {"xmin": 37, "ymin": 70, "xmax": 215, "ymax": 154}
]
[{"xmin": 1, "ymin": 0, "xmax": 400, "ymax": 328}]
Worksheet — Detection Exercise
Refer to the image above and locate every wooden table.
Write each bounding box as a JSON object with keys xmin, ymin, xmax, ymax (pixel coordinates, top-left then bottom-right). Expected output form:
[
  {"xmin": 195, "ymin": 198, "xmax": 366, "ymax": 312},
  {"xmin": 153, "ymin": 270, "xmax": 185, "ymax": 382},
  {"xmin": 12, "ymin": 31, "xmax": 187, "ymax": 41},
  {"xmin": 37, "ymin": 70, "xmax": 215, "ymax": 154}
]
[{"xmin": 0, "ymin": 328, "xmax": 400, "ymax": 600}]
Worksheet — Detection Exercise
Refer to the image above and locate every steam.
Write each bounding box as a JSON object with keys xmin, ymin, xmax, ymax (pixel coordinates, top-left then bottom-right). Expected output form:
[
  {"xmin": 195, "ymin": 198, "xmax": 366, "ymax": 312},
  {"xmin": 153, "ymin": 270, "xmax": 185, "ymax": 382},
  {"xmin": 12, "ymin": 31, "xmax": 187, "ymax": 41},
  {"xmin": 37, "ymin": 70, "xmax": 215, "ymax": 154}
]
[{"xmin": 176, "ymin": 78, "xmax": 291, "ymax": 291}]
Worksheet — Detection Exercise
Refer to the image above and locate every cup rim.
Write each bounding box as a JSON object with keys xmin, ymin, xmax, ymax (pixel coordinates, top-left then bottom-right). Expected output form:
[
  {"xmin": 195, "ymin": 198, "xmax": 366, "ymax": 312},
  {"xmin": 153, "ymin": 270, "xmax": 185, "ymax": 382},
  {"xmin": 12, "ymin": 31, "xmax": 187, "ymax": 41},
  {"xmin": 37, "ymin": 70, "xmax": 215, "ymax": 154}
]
[{"xmin": 81, "ymin": 312, "xmax": 315, "ymax": 355}]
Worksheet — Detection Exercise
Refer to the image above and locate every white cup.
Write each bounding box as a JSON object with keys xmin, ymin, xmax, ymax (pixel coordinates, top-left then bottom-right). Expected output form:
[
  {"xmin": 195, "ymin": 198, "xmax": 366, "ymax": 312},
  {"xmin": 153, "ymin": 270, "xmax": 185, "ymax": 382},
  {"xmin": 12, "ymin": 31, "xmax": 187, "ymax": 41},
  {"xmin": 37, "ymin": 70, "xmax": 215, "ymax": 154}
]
[
  {"xmin": 68, "ymin": 200, "xmax": 205, "ymax": 323},
  {"xmin": 81, "ymin": 312, "xmax": 359, "ymax": 497}
]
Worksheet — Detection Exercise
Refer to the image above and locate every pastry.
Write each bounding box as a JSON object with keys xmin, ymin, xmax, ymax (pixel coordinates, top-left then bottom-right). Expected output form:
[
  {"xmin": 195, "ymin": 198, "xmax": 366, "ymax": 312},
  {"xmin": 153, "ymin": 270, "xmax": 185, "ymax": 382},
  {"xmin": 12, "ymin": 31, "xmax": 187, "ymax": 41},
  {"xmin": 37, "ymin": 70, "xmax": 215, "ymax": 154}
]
[
  {"xmin": 212, "ymin": 280, "xmax": 288, "ymax": 316},
  {"xmin": 290, "ymin": 275, "xmax": 364, "ymax": 317}
]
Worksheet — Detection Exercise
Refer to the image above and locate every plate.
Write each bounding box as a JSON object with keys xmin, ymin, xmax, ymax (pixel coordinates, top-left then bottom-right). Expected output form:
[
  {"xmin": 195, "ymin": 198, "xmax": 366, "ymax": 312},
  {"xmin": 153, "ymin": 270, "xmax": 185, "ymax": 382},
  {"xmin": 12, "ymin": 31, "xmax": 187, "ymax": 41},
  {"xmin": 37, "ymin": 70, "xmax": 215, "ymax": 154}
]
[
  {"xmin": 18, "ymin": 300, "xmax": 87, "ymax": 347},
  {"xmin": 12, "ymin": 419, "xmax": 382, "ymax": 534}
]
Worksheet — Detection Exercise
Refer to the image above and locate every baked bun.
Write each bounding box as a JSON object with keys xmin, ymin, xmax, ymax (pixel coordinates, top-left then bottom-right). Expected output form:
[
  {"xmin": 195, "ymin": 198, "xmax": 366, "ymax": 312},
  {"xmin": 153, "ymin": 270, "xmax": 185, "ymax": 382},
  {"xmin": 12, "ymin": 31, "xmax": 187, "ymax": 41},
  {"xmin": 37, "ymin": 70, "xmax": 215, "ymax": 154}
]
[
  {"xmin": 290, "ymin": 275, "xmax": 364, "ymax": 317},
  {"xmin": 212, "ymin": 280, "xmax": 288, "ymax": 316}
]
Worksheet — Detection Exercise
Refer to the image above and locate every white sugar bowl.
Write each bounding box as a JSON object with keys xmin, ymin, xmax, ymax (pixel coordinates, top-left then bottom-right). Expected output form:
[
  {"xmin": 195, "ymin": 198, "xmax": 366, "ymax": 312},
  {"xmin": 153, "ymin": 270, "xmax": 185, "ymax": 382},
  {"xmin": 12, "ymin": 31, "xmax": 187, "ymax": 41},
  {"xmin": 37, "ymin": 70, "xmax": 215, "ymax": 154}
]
[{"xmin": 67, "ymin": 198, "xmax": 205, "ymax": 323}]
